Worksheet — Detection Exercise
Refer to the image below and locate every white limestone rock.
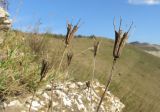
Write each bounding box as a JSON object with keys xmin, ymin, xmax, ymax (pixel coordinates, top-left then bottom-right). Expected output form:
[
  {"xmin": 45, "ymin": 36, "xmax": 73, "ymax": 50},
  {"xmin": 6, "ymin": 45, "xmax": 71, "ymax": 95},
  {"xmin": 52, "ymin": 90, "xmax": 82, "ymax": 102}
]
[{"xmin": 0, "ymin": 81, "xmax": 125, "ymax": 112}]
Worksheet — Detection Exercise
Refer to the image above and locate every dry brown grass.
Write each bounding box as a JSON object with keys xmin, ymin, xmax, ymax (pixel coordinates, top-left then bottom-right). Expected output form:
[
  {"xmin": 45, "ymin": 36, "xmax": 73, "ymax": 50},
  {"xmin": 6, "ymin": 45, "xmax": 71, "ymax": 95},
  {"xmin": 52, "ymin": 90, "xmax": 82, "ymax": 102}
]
[{"xmin": 27, "ymin": 34, "xmax": 48, "ymax": 56}]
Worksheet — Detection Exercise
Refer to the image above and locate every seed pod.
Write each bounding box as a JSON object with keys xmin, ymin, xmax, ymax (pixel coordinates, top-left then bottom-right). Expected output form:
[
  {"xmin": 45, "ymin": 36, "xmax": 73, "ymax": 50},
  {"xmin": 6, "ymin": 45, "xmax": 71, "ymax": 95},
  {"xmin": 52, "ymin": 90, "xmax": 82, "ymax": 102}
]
[
  {"xmin": 67, "ymin": 52, "xmax": 73, "ymax": 66},
  {"xmin": 113, "ymin": 18, "xmax": 133, "ymax": 60},
  {"xmin": 117, "ymin": 32, "xmax": 128, "ymax": 57},
  {"xmin": 65, "ymin": 21, "xmax": 80, "ymax": 47},
  {"xmin": 65, "ymin": 23, "xmax": 72, "ymax": 46},
  {"xmin": 93, "ymin": 40, "xmax": 100, "ymax": 57},
  {"xmin": 40, "ymin": 59, "xmax": 49, "ymax": 82},
  {"xmin": 113, "ymin": 30, "xmax": 122, "ymax": 59},
  {"xmin": 68, "ymin": 24, "xmax": 79, "ymax": 42}
]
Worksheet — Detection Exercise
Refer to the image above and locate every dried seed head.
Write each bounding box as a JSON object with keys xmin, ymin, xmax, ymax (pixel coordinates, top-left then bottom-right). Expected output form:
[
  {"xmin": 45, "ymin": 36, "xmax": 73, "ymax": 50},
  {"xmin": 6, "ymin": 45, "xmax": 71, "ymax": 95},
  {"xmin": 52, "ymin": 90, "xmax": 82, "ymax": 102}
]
[
  {"xmin": 65, "ymin": 23, "xmax": 72, "ymax": 46},
  {"xmin": 65, "ymin": 21, "xmax": 80, "ymax": 47},
  {"xmin": 117, "ymin": 32, "xmax": 128, "ymax": 57},
  {"xmin": 40, "ymin": 59, "xmax": 49, "ymax": 82},
  {"xmin": 69, "ymin": 25, "xmax": 78, "ymax": 39},
  {"xmin": 113, "ymin": 18, "xmax": 133, "ymax": 60},
  {"xmin": 93, "ymin": 40, "xmax": 100, "ymax": 57},
  {"xmin": 113, "ymin": 30, "xmax": 121, "ymax": 59},
  {"xmin": 67, "ymin": 52, "xmax": 73, "ymax": 66}
]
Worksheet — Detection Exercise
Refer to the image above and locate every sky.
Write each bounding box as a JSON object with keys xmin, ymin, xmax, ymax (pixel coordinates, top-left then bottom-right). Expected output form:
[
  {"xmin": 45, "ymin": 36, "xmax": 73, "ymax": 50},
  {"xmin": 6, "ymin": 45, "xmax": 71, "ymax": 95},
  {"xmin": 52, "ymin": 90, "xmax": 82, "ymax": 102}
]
[{"xmin": 7, "ymin": 0, "xmax": 160, "ymax": 44}]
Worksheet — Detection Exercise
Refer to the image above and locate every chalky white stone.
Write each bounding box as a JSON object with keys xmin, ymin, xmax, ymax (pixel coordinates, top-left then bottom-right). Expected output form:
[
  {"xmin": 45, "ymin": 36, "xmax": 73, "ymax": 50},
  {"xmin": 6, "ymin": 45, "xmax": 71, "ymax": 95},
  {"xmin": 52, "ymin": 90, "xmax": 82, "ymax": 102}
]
[{"xmin": 0, "ymin": 81, "xmax": 125, "ymax": 112}]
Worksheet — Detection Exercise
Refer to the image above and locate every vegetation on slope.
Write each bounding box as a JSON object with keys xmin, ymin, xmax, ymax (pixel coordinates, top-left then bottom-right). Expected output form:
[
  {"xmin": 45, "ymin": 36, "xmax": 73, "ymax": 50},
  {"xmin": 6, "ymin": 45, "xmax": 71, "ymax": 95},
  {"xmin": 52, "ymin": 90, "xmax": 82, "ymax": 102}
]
[{"xmin": 0, "ymin": 30, "xmax": 160, "ymax": 112}]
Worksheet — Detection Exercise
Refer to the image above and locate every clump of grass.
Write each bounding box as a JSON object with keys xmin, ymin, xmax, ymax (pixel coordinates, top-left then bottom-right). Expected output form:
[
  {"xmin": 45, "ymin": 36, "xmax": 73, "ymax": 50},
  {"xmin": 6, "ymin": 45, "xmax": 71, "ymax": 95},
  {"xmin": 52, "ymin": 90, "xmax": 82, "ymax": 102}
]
[
  {"xmin": 96, "ymin": 18, "xmax": 133, "ymax": 112},
  {"xmin": 27, "ymin": 34, "xmax": 48, "ymax": 57}
]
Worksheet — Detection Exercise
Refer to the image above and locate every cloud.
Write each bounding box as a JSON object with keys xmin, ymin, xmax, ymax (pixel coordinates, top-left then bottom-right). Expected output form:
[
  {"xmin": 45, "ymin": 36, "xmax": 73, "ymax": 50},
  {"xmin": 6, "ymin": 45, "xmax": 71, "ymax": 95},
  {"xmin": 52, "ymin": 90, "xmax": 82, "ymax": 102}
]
[{"xmin": 128, "ymin": 0, "xmax": 160, "ymax": 5}]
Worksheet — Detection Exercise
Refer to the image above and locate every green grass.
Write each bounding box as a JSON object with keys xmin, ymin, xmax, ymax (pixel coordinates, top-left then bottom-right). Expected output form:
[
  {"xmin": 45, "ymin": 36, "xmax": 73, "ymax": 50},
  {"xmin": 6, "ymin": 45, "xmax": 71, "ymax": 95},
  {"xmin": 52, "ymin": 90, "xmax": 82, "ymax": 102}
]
[{"xmin": 0, "ymin": 30, "xmax": 160, "ymax": 112}]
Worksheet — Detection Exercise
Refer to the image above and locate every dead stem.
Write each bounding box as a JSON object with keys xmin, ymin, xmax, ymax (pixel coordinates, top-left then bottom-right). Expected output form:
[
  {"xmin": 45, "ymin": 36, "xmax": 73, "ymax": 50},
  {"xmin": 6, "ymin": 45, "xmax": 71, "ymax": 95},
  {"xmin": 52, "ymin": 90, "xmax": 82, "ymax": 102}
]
[
  {"xmin": 90, "ymin": 56, "xmax": 96, "ymax": 111},
  {"xmin": 75, "ymin": 47, "xmax": 93, "ymax": 57},
  {"xmin": 96, "ymin": 59, "xmax": 117, "ymax": 112},
  {"xmin": 56, "ymin": 47, "xmax": 67, "ymax": 74}
]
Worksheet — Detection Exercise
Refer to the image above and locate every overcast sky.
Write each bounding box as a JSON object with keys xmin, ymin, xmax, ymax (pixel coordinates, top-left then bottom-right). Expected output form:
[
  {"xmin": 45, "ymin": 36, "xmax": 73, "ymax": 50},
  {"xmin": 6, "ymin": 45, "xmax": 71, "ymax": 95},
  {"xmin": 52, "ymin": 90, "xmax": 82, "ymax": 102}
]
[{"xmin": 8, "ymin": 0, "xmax": 160, "ymax": 44}]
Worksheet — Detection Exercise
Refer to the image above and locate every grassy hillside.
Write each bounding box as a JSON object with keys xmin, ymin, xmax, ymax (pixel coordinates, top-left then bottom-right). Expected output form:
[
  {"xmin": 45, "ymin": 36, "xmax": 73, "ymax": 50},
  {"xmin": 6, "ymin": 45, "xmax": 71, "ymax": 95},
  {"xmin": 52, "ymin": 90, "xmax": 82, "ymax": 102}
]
[{"xmin": 0, "ymin": 30, "xmax": 160, "ymax": 112}]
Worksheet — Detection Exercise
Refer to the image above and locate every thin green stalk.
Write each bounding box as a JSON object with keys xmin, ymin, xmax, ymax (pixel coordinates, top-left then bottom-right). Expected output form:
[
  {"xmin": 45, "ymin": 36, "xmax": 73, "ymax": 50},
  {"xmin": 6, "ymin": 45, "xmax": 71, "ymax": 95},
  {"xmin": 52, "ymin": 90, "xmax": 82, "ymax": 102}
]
[{"xmin": 96, "ymin": 59, "xmax": 117, "ymax": 112}]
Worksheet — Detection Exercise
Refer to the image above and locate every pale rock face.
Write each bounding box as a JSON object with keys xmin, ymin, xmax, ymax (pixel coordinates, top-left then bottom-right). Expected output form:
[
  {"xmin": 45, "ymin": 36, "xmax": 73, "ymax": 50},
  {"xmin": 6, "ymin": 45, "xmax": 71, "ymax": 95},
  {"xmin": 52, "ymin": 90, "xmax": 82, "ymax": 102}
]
[
  {"xmin": 0, "ymin": 7, "xmax": 12, "ymax": 31},
  {"xmin": 0, "ymin": 81, "xmax": 125, "ymax": 112},
  {"xmin": 145, "ymin": 51, "xmax": 160, "ymax": 57},
  {"xmin": 0, "ymin": 7, "xmax": 9, "ymax": 17},
  {"xmin": 7, "ymin": 100, "xmax": 22, "ymax": 107},
  {"xmin": 42, "ymin": 92, "xmax": 50, "ymax": 100}
]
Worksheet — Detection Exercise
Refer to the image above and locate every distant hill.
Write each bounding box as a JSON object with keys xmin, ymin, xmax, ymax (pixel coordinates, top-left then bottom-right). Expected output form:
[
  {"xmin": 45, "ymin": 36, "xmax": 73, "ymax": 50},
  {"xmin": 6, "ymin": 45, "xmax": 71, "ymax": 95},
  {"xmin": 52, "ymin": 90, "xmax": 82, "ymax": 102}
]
[
  {"xmin": 130, "ymin": 41, "xmax": 160, "ymax": 51},
  {"xmin": 130, "ymin": 41, "xmax": 160, "ymax": 57},
  {"xmin": 130, "ymin": 41, "xmax": 150, "ymax": 46}
]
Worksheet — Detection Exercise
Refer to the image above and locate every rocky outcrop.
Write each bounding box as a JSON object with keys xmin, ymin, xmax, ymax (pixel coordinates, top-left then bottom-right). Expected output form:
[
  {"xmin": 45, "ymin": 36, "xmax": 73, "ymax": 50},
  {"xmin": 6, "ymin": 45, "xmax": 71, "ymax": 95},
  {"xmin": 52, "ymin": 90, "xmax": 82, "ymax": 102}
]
[
  {"xmin": 0, "ymin": 7, "xmax": 12, "ymax": 31},
  {"xmin": 0, "ymin": 81, "xmax": 124, "ymax": 112},
  {"xmin": 145, "ymin": 51, "xmax": 160, "ymax": 57}
]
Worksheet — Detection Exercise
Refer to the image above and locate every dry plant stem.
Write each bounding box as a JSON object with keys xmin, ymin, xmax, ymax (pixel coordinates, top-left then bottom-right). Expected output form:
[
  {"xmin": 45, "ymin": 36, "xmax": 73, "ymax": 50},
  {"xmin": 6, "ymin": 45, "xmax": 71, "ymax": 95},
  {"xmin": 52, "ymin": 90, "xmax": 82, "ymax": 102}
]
[
  {"xmin": 50, "ymin": 81, "xmax": 54, "ymax": 112},
  {"xmin": 96, "ymin": 59, "xmax": 117, "ymax": 112},
  {"xmin": 50, "ymin": 46, "xmax": 68, "ymax": 112},
  {"xmin": 29, "ymin": 82, "xmax": 40, "ymax": 112},
  {"xmin": 89, "ymin": 56, "xmax": 96, "ymax": 112},
  {"xmin": 75, "ymin": 47, "xmax": 93, "ymax": 57},
  {"xmin": 91, "ymin": 57, "xmax": 96, "ymax": 85},
  {"xmin": 56, "ymin": 47, "xmax": 67, "ymax": 74},
  {"xmin": 90, "ymin": 40, "xmax": 100, "ymax": 110}
]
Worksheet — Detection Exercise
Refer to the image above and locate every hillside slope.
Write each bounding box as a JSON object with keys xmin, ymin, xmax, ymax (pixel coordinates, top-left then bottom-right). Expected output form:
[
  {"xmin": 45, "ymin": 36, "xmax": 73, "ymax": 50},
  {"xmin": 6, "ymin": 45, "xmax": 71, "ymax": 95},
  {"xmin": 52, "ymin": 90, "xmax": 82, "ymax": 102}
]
[
  {"xmin": 69, "ymin": 38, "xmax": 160, "ymax": 112},
  {"xmin": 0, "ymin": 31, "xmax": 160, "ymax": 112},
  {"xmin": 130, "ymin": 41, "xmax": 160, "ymax": 57}
]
